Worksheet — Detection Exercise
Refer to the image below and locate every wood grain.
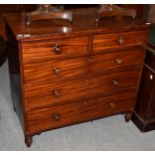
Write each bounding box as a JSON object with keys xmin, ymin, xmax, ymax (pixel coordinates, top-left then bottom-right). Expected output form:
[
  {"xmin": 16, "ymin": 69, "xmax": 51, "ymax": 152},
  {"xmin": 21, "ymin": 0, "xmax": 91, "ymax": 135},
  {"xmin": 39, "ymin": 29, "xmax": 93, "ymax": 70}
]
[
  {"xmin": 26, "ymin": 90, "xmax": 137, "ymax": 134},
  {"xmin": 4, "ymin": 7, "xmax": 150, "ymax": 41},
  {"xmin": 24, "ymin": 68, "xmax": 141, "ymax": 111},
  {"xmin": 93, "ymin": 30, "xmax": 148, "ymax": 53},
  {"xmin": 23, "ymin": 48, "xmax": 145, "ymax": 84},
  {"xmin": 22, "ymin": 36, "xmax": 89, "ymax": 63},
  {"xmin": 4, "ymin": 7, "xmax": 149, "ymax": 146}
]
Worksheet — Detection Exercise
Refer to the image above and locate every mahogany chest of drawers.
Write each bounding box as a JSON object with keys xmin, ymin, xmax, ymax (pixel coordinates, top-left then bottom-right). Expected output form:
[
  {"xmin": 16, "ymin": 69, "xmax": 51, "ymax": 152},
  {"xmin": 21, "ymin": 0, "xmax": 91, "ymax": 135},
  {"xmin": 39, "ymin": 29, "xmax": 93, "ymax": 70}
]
[{"xmin": 4, "ymin": 8, "xmax": 149, "ymax": 147}]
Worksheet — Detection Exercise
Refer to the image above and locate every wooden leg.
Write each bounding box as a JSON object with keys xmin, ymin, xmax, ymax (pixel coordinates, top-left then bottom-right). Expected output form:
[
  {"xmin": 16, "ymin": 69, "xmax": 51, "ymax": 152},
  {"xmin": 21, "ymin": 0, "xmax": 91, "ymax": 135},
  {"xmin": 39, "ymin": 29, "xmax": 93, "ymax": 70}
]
[
  {"xmin": 125, "ymin": 112, "xmax": 132, "ymax": 122},
  {"xmin": 25, "ymin": 135, "xmax": 33, "ymax": 147}
]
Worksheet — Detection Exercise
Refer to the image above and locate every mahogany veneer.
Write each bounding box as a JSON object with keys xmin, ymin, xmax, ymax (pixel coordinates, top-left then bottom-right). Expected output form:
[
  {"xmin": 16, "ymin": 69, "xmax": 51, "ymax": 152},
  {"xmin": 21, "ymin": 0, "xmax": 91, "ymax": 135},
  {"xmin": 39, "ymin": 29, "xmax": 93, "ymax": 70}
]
[
  {"xmin": 4, "ymin": 7, "xmax": 149, "ymax": 147},
  {"xmin": 23, "ymin": 48, "xmax": 145, "ymax": 84},
  {"xmin": 27, "ymin": 90, "xmax": 137, "ymax": 135}
]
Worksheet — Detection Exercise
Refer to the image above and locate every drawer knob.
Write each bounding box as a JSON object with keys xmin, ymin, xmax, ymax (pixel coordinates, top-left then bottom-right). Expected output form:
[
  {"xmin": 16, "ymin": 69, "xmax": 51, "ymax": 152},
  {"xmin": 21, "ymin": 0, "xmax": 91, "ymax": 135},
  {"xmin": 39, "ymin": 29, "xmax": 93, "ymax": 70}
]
[
  {"xmin": 83, "ymin": 101, "xmax": 88, "ymax": 105},
  {"xmin": 87, "ymin": 57, "xmax": 93, "ymax": 62},
  {"xmin": 118, "ymin": 36, "xmax": 124, "ymax": 45},
  {"xmin": 52, "ymin": 89, "xmax": 61, "ymax": 97},
  {"xmin": 109, "ymin": 102, "xmax": 115, "ymax": 108},
  {"xmin": 53, "ymin": 44, "xmax": 61, "ymax": 54},
  {"xmin": 112, "ymin": 80, "xmax": 119, "ymax": 85},
  {"xmin": 52, "ymin": 114, "xmax": 60, "ymax": 121},
  {"xmin": 115, "ymin": 58, "xmax": 122, "ymax": 64},
  {"xmin": 53, "ymin": 67, "xmax": 61, "ymax": 74}
]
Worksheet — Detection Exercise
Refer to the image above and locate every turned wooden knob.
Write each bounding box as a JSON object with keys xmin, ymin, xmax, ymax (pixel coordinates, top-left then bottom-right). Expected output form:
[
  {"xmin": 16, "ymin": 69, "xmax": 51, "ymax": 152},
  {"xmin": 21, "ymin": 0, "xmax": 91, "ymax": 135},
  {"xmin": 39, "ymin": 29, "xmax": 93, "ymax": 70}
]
[
  {"xmin": 115, "ymin": 58, "xmax": 122, "ymax": 64},
  {"xmin": 112, "ymin": 80, "xmax": 119, "ymax": 85},
  {"xmin": 109, "ymin": 102, "xmax": 115, "ymax": 108},
  {"xmin": 52, "ymin": 113, "xmax": 60, "ymax": 121},
  {"xmin": 83, "ymin": 101, "xmax": 88, "ymax": 105},
  {"xmin": 87, "ymin": 57, "xmax": 93, "ymax": 62},
  {"xmin": 118, "ymin": 36, "xmax": 124, "ymax": 45},
  {"xmin": 53, "ymin": 44, "xmax": 61, "ymax": 54},
  {"xmin": 52, "ymin": 89, "xmax": 61, "ymax": 97},
  {"xmin": 53, "ymin": 67, "xmax": 61, "ymax": 74}
]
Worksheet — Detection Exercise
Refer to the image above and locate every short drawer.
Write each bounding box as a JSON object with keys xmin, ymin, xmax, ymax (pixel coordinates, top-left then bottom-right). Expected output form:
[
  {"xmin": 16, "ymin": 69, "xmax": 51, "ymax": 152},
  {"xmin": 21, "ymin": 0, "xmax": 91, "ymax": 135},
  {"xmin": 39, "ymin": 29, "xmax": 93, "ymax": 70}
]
[
  {"xmin": 93, "ymin": 31, "xmax": 148, "ymax": 53},
  {"xmin": 24, "ymin": 68, "xmax": 141, "ymax": 111},
  {"xmin": 23, "ymin": 48, "xmax": 145, "ymax": 84},
  {"xmin": 26, "ymin": 90, "xmax": 137, "ymax": 134},
  {"xmin": 22, "ymin": 36, "xmax": 89, "ymax": 63}
]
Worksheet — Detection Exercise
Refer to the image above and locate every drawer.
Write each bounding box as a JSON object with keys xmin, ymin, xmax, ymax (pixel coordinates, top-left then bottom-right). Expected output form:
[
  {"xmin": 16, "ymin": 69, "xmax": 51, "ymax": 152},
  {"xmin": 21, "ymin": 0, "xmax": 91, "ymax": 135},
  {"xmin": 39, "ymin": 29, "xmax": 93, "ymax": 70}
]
[
  {"xmin": 23, "ymin": 48, "xmax": 145, "ymax": 84},
  {"xmin": 93, "ymin": 31, "xmax": 148, "ymax": 53},
  {"xmin": 24, "ymin": 68, "xmax": 141, "ymax": 111},
  {"xmin": 26, "ymin": 90, "xmax": 137, "ymax": 134},
  {"xmin": 22, "ymin": 36, "xmax": 89, "ymax": 63}
]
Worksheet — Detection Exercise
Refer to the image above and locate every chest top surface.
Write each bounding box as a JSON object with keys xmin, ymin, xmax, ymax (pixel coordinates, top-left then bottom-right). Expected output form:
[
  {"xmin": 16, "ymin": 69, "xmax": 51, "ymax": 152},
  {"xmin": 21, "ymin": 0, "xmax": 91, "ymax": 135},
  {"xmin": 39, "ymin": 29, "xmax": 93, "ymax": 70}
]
[{"xmin": 4, "ymin": 7, "xmax": 150, "ymax": 41}]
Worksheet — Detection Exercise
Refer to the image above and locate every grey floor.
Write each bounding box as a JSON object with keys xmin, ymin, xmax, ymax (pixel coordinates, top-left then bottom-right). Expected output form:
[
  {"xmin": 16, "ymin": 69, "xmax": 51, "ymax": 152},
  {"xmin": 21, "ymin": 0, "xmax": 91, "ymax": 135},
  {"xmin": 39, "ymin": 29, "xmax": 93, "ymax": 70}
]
[{"xmin": 1, "ymin": 60, "xmax": 155, "ymax": 151}]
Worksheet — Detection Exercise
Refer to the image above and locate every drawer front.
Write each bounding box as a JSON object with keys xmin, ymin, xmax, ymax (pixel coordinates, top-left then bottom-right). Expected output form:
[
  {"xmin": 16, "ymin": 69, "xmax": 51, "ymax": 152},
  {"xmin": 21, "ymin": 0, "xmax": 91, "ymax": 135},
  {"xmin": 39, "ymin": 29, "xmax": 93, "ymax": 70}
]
[
  {"xmin": 22, "ymin": 36, "xmax": 89, "ymax": 63},
  {"xmin": 26, "ymin": 90, "xmax": 137, "ymax": 134},
  {"xmin": 23, "ymin": 48, "xmax": 145, "ymax": 84},
  {"xmin": 24, "ymin": 68, "xmax": 141, "ymax": 111},
  {"xmin": 93, "ymin": 31, "xmax": 148, "ymax": 53}
]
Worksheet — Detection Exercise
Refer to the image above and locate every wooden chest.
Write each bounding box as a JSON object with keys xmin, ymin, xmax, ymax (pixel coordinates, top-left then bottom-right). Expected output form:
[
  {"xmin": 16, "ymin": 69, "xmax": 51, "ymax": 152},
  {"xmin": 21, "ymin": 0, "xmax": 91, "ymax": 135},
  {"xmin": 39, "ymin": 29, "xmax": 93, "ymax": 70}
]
[{"xmin": 4, "ymin": 8, "xmax": 149, "ymax": 147}]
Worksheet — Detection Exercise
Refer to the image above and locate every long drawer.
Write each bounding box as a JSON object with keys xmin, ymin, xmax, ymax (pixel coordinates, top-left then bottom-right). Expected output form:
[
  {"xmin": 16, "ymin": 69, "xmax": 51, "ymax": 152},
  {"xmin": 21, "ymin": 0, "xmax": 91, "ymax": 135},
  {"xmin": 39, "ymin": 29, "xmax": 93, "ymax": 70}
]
[
  {"xmin": 22, "ymin": 36, "xmax": 89, "ymax": 63},
  {"xmin": 24, "ymin": 68, "xmax": 141, "ymax": 111},
  {"xmin": 26, "ymin": 90, "xmax": 137, "ymax": 134},
  {"xmin": 23, "ymin": 48, "xmax": 145, "ymax": 84},
  {"xmin": 93, "ymin": 30, "xmax": 148, "ymax": 53}
]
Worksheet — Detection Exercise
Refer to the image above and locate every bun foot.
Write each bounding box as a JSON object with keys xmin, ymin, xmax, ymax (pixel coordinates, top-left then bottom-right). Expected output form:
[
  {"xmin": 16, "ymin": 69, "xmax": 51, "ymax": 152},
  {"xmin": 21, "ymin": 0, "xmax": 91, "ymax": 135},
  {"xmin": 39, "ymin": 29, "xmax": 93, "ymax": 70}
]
[
  {"xmin": 125, "ymin": 113, "xmax": 132, "ymax": 122},
  {"xmin": 25, "ymin": 135, "xmax": 33, "ymax": 147}
]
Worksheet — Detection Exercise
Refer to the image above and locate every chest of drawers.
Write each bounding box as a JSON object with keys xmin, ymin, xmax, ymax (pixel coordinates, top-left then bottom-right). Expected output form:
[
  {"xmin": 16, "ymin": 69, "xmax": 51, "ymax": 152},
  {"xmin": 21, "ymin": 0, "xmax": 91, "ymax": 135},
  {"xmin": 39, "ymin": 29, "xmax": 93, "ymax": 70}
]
[{"xmin": 4, "ymin": 8, "xmax": 149, "ymax": 147}]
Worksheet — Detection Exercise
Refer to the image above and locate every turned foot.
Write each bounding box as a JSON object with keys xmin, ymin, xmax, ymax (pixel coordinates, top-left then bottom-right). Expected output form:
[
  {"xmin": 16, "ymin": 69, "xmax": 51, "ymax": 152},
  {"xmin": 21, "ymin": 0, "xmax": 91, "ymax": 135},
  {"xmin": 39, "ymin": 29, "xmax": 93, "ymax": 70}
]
[
  {"xmin": 125, "ymin": 112, "xmax": 132, "ymax": 122},
  {"xmin": 25, "ymin": 135, "xmax": 33, "ymax": 147}
]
